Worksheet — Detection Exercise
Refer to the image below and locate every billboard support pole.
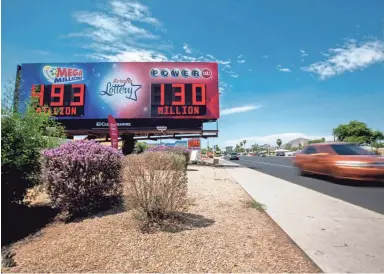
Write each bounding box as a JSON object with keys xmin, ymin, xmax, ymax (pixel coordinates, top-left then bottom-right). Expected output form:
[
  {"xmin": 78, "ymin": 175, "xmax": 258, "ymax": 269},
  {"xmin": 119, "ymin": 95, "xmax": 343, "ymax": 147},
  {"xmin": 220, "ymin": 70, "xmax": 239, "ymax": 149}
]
[
  {"xmin": 108, "ymin": 115, "xmax": 119, "ymax": 149},
  {"xmin": 13, "ymin": 65, "xmax": 22, "ymax": 113}
]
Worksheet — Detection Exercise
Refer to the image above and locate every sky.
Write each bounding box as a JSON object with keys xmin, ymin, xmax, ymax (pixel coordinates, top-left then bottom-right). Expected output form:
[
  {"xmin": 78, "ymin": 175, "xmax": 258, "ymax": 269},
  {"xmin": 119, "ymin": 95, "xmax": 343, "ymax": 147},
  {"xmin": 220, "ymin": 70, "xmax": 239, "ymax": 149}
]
[{"xmin": 1, "ymin": 0, "xmax": 384, "ymax": 148}]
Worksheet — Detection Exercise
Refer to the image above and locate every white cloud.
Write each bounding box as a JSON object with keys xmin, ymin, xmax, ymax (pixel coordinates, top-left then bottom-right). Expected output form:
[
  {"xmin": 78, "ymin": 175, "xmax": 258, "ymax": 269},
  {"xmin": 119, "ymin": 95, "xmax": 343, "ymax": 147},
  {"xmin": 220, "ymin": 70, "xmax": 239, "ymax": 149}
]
[
  {"xmin": 236, "ymin": 54, "xmax": 246, "ymax": 64},
  {"xmin": 262, "ymin": 55, "xmax": 269, "ymax": 59},
  {"xmin": 70, "ymin": 11, "xmax": 157, "ymax": 42},
  {"xmin": 66, "ymin": 0, "xmax": 238, "ymax": 92},
  {"xmin": 110, "ymin": 0, "xmax": 160, "ymax": 25},
  {"xmin": 91, "ymin": 47, "xmax": 168, "ymax": 62},
  {"xmin": 300, "ymin": 49, "xmax": 308, "ymax": 57},
  {"xmin": 31, "ymin": 50, "xmax": 50, "ymax": 55},
  {"xmin": 302, "ymin": 39, "xmax": 384, "ymax": 79},
  {"xmin": 221, "ymin": 105, "xmax": 261, "ymax": 116},
  {"xmin": 225, "ymin": 133, "xmax": 334, "ymax": 146},
  {"xmin": 219, "ymin": 82, "xmax": 231, "ymax": 94},
  {"xmin": 276, "ymin": 64, "xmax": 291, "ymax": 72},
  {"xmin": 183, "ymin": 43, "xmax": 192, "ymax": 54}
]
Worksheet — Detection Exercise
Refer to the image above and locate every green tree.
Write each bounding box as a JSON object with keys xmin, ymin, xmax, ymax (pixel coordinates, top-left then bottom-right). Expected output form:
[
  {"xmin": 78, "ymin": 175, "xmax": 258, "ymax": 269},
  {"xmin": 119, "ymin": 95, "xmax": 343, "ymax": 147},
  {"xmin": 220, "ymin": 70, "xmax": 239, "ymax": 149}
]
[
  {"xmin": 135, "ymin": 141, "xmax": 148, "ymax": 154},
  {"xmin": 243, "ymin": 140, "xmax": 247, "ymax": 150},
  {"xmin": 2, "ymin": 90, "xmax": 65, "ymax": 205},
  {"xmin": 333, "ymin": 120, "xmax": 384, "ymax": 145},
  {"xmin": 308, "ymin": 137, "xmax": 326, "ymax": 144},
  {"xmin": 276, "ymin": 138, "xmax": 282, "ymax": 148},
  {"xmin": 371, "ymin": 141, "xmax": 384, "ymax": 149},
  {"xmin": 251, "ymin": 144, "xmax": 259, "ymax": 152},
  {"xmin": 235, "ymin": 144, "xmax": 241, "ymax": 152},
  {"xmin": 285, "ymin": 144, "xmax": 292, "ymax": 151}
]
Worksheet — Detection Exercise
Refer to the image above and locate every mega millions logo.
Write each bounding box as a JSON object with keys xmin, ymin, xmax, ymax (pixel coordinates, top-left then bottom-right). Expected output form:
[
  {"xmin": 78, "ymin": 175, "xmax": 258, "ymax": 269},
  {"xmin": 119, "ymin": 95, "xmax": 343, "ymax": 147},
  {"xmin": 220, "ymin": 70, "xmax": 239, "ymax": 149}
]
[{"xmin": 42, "ymin": 65, "xmax": 84, "ymax": 84}]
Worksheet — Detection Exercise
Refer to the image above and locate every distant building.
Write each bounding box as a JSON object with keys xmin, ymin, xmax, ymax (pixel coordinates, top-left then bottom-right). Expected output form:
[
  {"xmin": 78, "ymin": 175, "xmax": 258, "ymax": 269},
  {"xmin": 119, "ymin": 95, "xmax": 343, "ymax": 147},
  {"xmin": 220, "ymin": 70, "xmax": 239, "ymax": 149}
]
[
  {"xmin": 282, "ymin": 138, "xmax": 310, "ymax": 149},
  {"xmin": 225, "ymin": 146, "xmax": 233, "ymax": 152},
  {"xmin": 157, "ymin": 140, "xmax": 188, "ymax": 148}
]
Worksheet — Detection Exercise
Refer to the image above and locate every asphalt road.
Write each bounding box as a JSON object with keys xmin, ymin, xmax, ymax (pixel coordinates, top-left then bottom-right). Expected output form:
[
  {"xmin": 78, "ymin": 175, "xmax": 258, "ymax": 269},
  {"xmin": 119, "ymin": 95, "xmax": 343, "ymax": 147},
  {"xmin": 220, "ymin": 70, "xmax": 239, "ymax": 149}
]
[{"xmin": 226, "ymin": 155, "xmax": 384, "ymax": 215}]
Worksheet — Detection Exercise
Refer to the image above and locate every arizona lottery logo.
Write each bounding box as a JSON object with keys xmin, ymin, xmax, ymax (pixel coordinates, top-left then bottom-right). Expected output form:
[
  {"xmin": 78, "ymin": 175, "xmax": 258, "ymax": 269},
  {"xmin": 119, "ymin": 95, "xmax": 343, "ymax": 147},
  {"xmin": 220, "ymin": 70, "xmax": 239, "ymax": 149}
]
[{"xmin": 42, "ymin": 65, "xmax": 84, "ymax": 83}]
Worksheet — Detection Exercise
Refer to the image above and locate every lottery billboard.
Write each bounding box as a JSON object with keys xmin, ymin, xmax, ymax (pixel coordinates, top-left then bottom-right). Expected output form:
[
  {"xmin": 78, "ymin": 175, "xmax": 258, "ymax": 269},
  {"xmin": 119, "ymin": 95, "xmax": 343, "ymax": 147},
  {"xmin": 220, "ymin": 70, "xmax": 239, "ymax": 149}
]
[{"xmin": 19, "ymin": 62, "xmax": 219, "ymax": 131}]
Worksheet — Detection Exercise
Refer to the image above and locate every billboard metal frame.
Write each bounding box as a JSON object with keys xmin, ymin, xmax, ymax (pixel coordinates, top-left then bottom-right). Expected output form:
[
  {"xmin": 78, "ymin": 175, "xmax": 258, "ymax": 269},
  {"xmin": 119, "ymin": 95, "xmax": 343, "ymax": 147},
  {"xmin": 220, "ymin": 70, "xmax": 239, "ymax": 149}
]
[{"xmin": 17, "ymin": 62, "xmax": 220, "ymax": 140}]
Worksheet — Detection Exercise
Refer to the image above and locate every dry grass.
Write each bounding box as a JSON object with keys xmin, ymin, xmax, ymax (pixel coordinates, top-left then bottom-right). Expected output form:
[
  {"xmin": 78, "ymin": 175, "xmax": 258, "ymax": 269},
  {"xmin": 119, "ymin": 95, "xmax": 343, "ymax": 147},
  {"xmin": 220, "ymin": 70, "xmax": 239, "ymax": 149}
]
[
  {"xmin": 3, "ymin": 166, "xmax": 321, "ymax": 273},
  {"xmin": 24, "ymin": 185, "xmax": 50, "ymax": 206}
]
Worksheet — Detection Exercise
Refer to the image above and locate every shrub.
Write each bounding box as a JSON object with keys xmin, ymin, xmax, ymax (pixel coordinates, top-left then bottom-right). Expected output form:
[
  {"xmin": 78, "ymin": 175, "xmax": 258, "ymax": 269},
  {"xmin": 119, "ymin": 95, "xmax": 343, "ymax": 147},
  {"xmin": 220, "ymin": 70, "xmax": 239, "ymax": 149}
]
[
  {"xmin": 41, "ymin": 140, "xmax": 123, "ymax": 219},
  {"xmin": 1, "ymin": 97, "xmax": 65, "ymax": 205},
  {"xmin": 122, "ymin": 151, "xmax": 188, "ymax": 221},
  {"xmin": 134, "ymin": 141, "xmax": 148, "ymax": 154},
  {"xmin": 146, "ymin": 146, "xmax": 191, "ymax": 167}
]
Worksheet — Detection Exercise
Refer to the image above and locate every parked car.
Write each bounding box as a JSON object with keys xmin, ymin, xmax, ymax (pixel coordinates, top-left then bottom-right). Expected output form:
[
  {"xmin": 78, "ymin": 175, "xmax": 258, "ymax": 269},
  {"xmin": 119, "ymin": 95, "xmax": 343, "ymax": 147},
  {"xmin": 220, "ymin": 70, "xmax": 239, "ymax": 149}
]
[
  {"xmin": 257, "ymin": 152, "xmax": 266, "ymax": 157},
  {"xmin": 276, "ymin": 151, "xmax": 285, "ymax": 156},
  {"xmin": 293, "ymin": 142, "xmax": 384, "ymax": 182},
  {"xmin": 229, "ymin": 152, "xmax": 240, "ymax": 160}
]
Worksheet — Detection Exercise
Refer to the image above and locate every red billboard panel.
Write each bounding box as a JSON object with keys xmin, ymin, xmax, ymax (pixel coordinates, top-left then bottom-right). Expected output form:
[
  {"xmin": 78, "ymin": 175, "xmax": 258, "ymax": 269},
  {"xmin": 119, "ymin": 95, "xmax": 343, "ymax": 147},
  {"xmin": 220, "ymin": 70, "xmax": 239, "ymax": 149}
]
[{"xmin": 188, "ymin": 138, "xmax": 201, "ymax": 150}]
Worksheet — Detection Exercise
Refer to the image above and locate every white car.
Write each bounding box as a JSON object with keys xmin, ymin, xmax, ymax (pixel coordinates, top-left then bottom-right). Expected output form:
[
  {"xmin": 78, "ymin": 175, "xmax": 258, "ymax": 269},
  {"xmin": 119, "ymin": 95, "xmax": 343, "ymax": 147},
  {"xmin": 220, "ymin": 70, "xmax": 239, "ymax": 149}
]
[{"xmin": 285, "ymin": 151, "xmax": 294, "ymax": 157}]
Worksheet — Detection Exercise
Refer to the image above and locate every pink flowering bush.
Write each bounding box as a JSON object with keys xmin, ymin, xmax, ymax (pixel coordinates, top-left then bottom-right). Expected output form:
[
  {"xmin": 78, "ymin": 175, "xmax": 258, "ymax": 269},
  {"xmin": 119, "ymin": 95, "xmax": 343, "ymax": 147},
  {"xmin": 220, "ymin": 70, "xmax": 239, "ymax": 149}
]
[
  {"xmin": 41, "ymin": 140, "xmax": 123, "ymax": 219},
  {"xmin": 146, "ymin": 146, "xmax": 191, "ymax": 167}
]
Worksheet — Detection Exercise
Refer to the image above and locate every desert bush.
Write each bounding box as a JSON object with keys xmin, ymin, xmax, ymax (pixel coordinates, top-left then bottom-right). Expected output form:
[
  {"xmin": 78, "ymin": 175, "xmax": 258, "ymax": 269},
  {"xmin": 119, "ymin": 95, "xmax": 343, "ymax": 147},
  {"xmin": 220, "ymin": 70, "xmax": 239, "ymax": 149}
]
[
  {"xmin": 1, "ymin": 96, "xmax": 65, "ymax": 205},
  {"xmin": 41, "ymin": 140, "xmax": 123, "ymax": 219},
  {"xmin": 134, "ymin": 141, "xmax": 148, "ymax": 154},
  {"xmin": 146, "ymin": 145, "xmax": 191, "ymax": 167},
  {"xmin": 122, "ymin": 151, "xmax": 188, "ymax": 221}
]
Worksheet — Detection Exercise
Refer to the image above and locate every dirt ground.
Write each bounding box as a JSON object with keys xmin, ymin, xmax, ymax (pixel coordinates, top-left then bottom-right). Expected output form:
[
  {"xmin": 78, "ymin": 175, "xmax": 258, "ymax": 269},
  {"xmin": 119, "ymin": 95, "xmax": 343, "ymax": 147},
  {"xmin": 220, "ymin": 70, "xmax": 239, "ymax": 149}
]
[{"xmin": 3, "ymin": 165, "xmax": 321, "ymax": 273}]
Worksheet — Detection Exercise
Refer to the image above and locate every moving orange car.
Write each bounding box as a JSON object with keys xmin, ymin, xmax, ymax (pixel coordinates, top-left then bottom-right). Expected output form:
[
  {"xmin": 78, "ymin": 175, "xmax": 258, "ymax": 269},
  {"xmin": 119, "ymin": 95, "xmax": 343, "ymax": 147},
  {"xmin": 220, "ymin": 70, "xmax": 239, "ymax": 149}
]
[{"xmin": 293, "ymin": 142, "xmax": 384, "ymax": 182}]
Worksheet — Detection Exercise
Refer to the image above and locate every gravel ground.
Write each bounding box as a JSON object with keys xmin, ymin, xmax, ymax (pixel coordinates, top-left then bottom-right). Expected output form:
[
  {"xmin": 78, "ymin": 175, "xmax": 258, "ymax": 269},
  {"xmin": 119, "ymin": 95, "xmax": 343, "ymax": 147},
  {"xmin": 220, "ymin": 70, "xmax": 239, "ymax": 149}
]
[{"xmin": 3, "ymin": 165, "xmax": 321, "ymax": 273}]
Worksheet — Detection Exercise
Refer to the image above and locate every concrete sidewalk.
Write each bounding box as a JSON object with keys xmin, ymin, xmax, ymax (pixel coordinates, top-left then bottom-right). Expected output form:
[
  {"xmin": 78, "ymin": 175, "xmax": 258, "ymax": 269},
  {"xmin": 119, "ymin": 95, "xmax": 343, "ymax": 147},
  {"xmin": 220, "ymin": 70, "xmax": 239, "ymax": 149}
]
[{"xmin": 221, "ymin": 159, "xmax": 384, "ymax": 273}]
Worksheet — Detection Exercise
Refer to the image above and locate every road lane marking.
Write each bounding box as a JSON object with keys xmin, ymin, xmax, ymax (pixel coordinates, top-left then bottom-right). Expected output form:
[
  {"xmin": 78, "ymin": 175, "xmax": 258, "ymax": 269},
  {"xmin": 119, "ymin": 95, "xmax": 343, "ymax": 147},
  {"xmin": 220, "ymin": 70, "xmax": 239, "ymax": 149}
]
[{"xmin": 239, "ymin": 159, "xmax": 294, "ymax": 168}]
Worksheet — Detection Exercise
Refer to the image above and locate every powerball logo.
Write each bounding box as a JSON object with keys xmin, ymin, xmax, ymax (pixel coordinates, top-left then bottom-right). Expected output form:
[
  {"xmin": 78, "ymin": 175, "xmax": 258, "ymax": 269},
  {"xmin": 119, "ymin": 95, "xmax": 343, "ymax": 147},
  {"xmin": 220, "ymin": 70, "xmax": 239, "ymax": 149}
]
[{"xmin": 42, "ymin": 65, "xmax": 84, "ymax": 84}]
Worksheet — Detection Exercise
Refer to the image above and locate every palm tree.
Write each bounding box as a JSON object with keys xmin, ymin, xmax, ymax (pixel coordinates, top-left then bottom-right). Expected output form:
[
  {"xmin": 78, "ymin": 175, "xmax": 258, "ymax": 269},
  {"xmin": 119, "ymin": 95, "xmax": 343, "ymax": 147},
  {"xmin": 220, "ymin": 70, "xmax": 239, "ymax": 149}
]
[
  {"xmin": 235, "ymin": 144, "xmax": 240, "ymax": 152},
  {"xmin": 251, "ymin": 144, "xmax": 259, "ymax": 152},
  {"xmin": 243, "ymin": 140, "xmax": 247, "ymax": 151},
  {"xmin": 276, "ymin": 138, "xmax": 282, "ymax": 149}
]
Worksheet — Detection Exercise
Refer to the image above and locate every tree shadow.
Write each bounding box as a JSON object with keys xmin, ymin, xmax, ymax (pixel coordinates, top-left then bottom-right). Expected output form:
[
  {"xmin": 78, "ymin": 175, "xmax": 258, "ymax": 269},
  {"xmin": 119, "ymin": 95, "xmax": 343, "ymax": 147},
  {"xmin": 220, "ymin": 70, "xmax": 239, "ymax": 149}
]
[
  {"xmin": 69, "ymin": 196, "xmax": 126, "ymax": 223},
  {"xmin": 141, "ymin": 212, "xmax": 215, "ymax": 233},
  {"xmin": 187, "ymin": 168, "xmax": 199, "ymax": 171},
  {"xmin": 1, "ymin": 203, "xmax": 59, "ymax": 247}
]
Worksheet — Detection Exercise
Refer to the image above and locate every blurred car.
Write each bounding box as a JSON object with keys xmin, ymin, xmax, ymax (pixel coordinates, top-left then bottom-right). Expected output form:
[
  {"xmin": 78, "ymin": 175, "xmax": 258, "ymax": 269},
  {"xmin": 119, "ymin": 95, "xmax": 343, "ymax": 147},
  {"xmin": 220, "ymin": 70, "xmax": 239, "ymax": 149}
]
[
  {"xmin": 293, "ymin": 142, "xmax": 384, "ymax": 182},
  {"xmin": 276, "ymin": 151, "xmax": 285, "ymax": 156},
  {"xmin": 257, "ymin": 152, "xmax": 266, "ymax": 157},
  {"xmin": 229, "ymin": 152, "xmax": 240, "ymax": 160}
]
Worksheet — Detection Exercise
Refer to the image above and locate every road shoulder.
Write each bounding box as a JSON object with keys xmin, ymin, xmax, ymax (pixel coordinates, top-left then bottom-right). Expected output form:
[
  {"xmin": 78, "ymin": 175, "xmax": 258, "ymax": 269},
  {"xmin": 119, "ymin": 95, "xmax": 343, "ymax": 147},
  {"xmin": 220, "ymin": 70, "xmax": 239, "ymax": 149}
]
[{"xmin": 222, "ymin": 159, "xmax": 384, "ymax": 273}]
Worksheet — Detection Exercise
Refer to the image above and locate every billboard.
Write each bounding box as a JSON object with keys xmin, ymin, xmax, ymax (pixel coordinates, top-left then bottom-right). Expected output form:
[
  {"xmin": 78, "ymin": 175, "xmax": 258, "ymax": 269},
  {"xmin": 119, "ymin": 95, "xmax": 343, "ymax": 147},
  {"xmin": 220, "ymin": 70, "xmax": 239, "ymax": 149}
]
[
  {"xmin": 19, "ymin": 62, "xmax": 219, "ymax": 131},
  {"xmin": 147, "ymin": 141, "xmax": 188, "ymax": 148},
  {"xmin": 188, "ymin": 138, "xmax": 201, "ymax": 150}
]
